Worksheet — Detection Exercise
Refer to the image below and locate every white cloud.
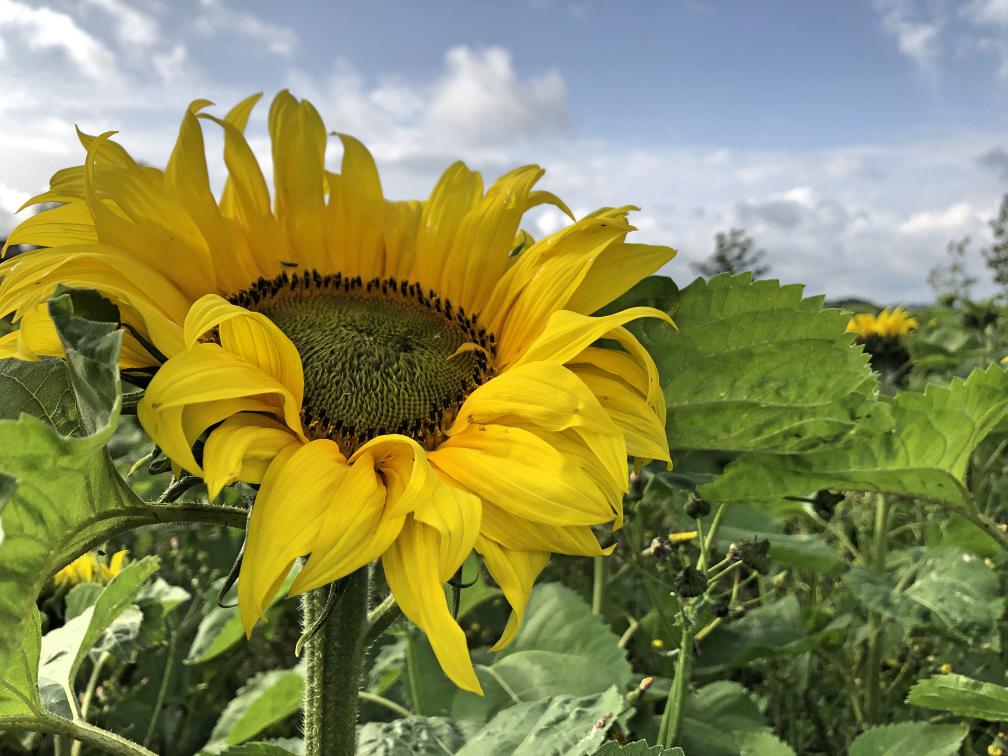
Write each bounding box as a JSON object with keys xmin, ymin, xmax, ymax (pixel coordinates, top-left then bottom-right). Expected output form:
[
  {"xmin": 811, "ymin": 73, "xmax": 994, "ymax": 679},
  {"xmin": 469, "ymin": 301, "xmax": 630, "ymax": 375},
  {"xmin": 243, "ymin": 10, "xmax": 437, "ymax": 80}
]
[
  {"xmin": 0, "ymin": 0, "xmax": 118, "ymax": 80},
  {"xmin": 195, "ymin": 0, "xmax": 297, "ymax": 57},
  {"xmin": 81, "ymin": 0, "xmax": 159, "ymax": 50},
  {"xmin": 874, "ymin": 0, "xmax": 942, "ymax": 68},
  {"xmin": 898, "ymin": 201, "xmax": 983, "ymax": 234},
  {"xmin": 965, "ymin": 0, "xmax": 1008, "ymax": 25},
  {"xmin": 425, "ymin": 47, "xmax": 568, "ymax": 145}
]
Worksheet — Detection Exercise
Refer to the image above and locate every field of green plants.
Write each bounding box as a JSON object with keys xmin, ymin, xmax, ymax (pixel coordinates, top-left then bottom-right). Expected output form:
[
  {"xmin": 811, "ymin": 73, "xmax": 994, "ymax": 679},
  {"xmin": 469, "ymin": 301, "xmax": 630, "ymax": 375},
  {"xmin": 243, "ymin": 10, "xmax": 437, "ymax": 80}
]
[{"xmin": 2, "ymin": 271, "xmax": 1008, "ymax": 756}]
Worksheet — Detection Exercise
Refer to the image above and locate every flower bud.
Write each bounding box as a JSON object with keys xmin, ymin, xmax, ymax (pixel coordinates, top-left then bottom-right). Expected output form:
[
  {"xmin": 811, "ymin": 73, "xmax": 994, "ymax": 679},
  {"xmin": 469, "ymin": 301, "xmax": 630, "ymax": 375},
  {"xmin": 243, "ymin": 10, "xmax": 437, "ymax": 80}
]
[
  {"xmin": 671, "ymin": 565, "xmax": 708, "ymax": 597},
  {"xmin": 684, "ymin": 492, "xmax": 711, "ymax": 518}
]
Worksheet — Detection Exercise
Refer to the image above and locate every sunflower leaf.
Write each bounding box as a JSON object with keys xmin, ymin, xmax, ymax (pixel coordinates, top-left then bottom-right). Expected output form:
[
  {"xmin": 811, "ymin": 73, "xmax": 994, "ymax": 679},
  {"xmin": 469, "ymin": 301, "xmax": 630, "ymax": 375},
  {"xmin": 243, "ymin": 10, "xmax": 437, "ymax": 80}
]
[
  {"xmin": 450, "ymin": 583, "xmax": 631, "ymax": 723},
  {"xmin": 38, "ymin": 556, "xmax": 159, "ymax": 717},
  {"xmin": 702, "ymin": 365, "xmax": 1008, "ymax": 508},
  {"xmin": 906, "ymin": 673, "xmax": 1008, "ymax": 721},
  {"xmin": 0, "ymin": 292, "xmax": 136, "ymax": 708},
  {"xmin": 631, "ymin": 273, "xmax": 880, "ymax": 454},
  {"xmin": 848, "ymin": 722, "xmax": 967, "ymax": 756}
]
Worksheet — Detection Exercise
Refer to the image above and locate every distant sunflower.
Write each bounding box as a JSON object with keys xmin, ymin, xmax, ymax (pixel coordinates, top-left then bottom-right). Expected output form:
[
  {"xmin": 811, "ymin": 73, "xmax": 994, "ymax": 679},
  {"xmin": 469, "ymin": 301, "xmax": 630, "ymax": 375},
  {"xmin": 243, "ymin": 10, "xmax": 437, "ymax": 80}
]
[
  {"xmin": 53, "ymin": 550, "xmax": 128, "ymax": 589},
  {"xmin": 845, "ymin": 306, "xmax": 918, "ymax": 340},
  {"xmin": 0, "ymin": 92, "xmax": 674, "ymax": 692}
]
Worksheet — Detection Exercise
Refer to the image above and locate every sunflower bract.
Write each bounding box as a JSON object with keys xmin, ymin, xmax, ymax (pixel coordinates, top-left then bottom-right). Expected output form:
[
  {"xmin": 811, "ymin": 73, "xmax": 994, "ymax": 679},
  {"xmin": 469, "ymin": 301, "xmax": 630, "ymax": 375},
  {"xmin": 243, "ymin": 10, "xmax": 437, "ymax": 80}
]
[{"xmin": 0, "ymin": 91, "xmax": 675, "ymax": 693}]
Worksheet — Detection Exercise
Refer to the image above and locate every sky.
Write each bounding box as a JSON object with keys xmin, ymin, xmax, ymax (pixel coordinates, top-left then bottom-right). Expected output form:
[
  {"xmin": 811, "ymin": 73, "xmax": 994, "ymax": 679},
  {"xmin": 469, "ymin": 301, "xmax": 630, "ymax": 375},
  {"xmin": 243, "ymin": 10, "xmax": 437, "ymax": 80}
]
[{"xmin": 1, "ymin": 0, "xmax": 1008, "ymax": 302}]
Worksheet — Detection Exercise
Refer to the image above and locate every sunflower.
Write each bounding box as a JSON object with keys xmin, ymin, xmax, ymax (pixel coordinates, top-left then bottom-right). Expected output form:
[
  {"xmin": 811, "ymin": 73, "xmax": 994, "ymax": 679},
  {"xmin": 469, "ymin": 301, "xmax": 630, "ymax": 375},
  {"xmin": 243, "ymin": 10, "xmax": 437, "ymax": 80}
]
[
  {"xmin": 0, "ymin": 92, "xmax": 674, "ymax": 692},
  {"xmin": 53, "ymin": 550, "xmax": 128, "ymax": 589},
  {"xmin": 845, "ymin": 306, "xmax": 918, "ymax": 340}
]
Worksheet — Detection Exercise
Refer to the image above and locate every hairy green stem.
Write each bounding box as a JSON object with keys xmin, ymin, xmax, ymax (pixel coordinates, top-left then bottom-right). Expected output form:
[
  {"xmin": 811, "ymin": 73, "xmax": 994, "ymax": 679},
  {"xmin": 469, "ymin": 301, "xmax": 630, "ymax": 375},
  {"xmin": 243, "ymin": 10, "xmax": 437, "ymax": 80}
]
[
  {"xmin": 302, "ymin": 569, "xmax": 370, "ymax": 756},
  {"xmin": 4, "ymin": 715, "xmax": 156, "ymax": 756},
  {"xmin": 363, "ymin": 593, "xmax": 401, "ymax": 646}
]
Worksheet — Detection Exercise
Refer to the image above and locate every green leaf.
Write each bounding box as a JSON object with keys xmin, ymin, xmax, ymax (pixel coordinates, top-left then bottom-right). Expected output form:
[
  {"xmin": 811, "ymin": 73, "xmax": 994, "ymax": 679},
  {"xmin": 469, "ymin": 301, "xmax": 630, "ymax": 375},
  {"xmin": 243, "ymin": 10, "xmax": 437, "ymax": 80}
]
[
  {"xmin": 455, "ymin": 686, "xmax": 623, "ymax": 756},
  {"xmin": 216, "ymin": 740, "xmax": 304, "ymax": 755},
  {"xmin": 907, "ymin": 673, "xmax": 1008, "ymax": 720},
  {"xmin": 904, "ymin": 548, "xmax": 1004, "ymax": 646},
  {"xmin": 641, "ymin": 274, "xmax": 878, "ymax": 453},
  {"xmin": 0, "ymin": 357, "xmax": 82, "ymax": 436},
  {"xmin": 848, "ymin": 722, "xmax": 967, "ymax": 755},
  {"xmin": 407, "ymin": 628, "xmax": 458, "ymax": 717},
  {"xmin": 0, "ymin": 608, "xmax": 42, "ymax": 718},
  {"xmin": 703, "ymin": 365, "xmax": 1008, "ymax": 508},
  {"xmin": 0, "ymin": 293, "xmax": 138, "ymax": 689},
  {"xmin": 202, "ymin": 667, "xmax": 305, "ymax": 752},
  {"xmin": 594, "ymin": 741, "xmax": 685, "ymax": 755},
  {"xmin": 38, "ymin": 556, "xmax": 159, "ymax": 715},
  {"xmin": 64, "ymin": 583, "xmax": 104, "ymax": 621},
  {"xmin": 715, "ymin": 504, "xmax": 844, "ymax": 573},
  {"xmin": 357, "ymin": 716, "xmax": 475, "ymax": 755},
  {"xmin": 691, "ymin": 597, "xmax": 811, "ymax": 672},
  {"xmin": 844, "ymin": 548, "xmax": 1003, "ymax": 646},
  {"xmin": 843, "ymin": 567, "xmax": 922, "ymax": 627},
  {"xmin": 678, "ymin": 681, "xmax": 779, "ymax": 756},
  {"xmin": 736, "ymin": 731, "xmax": 797, "ymax": 756},
  {"xmin": 187, "ymin": 603, "xmax": 246, "ymax": 665},
  {"xmin": 451, "ymin": 583, "xmax": 632, "ymax": 722}
]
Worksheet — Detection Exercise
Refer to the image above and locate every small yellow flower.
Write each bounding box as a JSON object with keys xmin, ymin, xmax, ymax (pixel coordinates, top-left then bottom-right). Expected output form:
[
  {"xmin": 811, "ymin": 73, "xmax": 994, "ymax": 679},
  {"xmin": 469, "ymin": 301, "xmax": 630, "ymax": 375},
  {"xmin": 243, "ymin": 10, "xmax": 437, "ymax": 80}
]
[
  {"xmin": 846, "ymin": 306, "xmax": 918, "ymax": 340},
  {"xmin": 939, "ymin": 662, "xmax": 953, "ymax": 674},
  {"xmin": 988, "ymin": 744, "xmax": 1003, "ymax": 756},
  {"xmin": 651, "ymin": 638, "xmax": 665, "ymax": 650},
  {"xmin": 53, "ymin": 550, "xmax": 128, "ymax": 588},
  {"xmin": 668, "ymin": 530, "xmax": 699, "ymax": 543}
]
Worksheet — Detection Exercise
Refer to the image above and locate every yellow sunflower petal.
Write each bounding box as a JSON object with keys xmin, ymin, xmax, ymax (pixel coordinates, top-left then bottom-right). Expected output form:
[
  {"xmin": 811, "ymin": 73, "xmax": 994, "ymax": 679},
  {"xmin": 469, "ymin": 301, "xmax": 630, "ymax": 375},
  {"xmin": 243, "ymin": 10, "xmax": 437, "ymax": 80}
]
[
  {"xmin": 288, "ymin": 451, "xmax": 398, "ymax": 595},
  {"xmin": 413, "ymin": 161, "xmax": 483, "ymax": 293},
  {"xmin": 138, "ymin": 343, "xmax": 304, "ymax": 474},
  {"xmin": 184, "ymin": 294, "xmax": 304, "ymax": 403},
  {"xmin": 476, "ymin": 537, "xmax": 549, "ymax": 650},
  {"xmin": 447, "ymin": 361, "xmax": 618, "ymax": 435},
  {"xmin": 238, "ymin": 440, "xmax": 346, "ymax": 632},
  {"xmin": 480, "ymin": 502, "xmax": 612, "ymax": 556},
  {"xmin": 2, "ymin": 202, "xmax": 97, "ymax": 253},
  {"xmin": 412, "ymin": 472, "xmax": 482, "ymax": 581},
  {"xmin": 203, "ymin": 413, "xmax": 302, "ymax": 498},
  {"xmin": 350, "ymin": 435, "xmax": 441, "ymax": 518},
  {"xmin": 384, "ymin": 516, "xmax": 482, "ymax": 693},
  {"xmin": 327, "ymin": 134, "xmax": 385, "ymax": 279},
  {"xmin": 269, "ymin": 91, "xmax": 327, "ymax": 270},
  {"xmin": 430, "ymin": 424, "xmax": 615, "ymax": 526},
  {"xmin": 564, "ymin": 243, "xmax": 676, "ymax": 316}
]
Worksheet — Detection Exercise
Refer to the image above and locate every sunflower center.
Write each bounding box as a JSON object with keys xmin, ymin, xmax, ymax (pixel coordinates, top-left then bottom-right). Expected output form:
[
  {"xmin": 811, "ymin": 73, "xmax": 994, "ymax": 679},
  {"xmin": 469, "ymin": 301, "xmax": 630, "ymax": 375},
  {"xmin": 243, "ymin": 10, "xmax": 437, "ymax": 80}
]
[{"xmin": 229, "ymin": 270, "xmax": 495, "ymax": 451}]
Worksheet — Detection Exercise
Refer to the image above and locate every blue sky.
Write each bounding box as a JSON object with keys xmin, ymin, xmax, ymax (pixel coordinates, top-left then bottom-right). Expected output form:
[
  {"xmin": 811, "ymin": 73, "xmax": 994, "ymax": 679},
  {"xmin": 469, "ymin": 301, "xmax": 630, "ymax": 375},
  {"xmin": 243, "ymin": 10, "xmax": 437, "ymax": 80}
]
[{"xmin": 1, "ymin": 0, "xmax": 1007, "ymax": 301}]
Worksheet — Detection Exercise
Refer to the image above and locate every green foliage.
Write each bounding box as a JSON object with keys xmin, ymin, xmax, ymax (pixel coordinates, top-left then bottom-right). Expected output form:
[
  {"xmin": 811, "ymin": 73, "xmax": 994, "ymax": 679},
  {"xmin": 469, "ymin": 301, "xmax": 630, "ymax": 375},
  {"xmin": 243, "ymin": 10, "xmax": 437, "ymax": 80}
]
[
  {"xmin": 203, "ymin": 667, "xmax": 306, "ymax": 752},
  {"xmin": 638, "ymin": 274, "xmax": 878, "ymax": 454},
  {"xmin": 703, "ymin": 364, "xmax": 1008, "ymax": 507},
  {"xmin": 907, "ymin": 673, "xmax": 1008, "ymax": 720},
  {"xmin": 847, "ymin": 722, "xmax": 967, "ymax": 755},
  {"xmin": 38, "ymin": 556, "xmax": 159, "ymax": 715},
  {"xmin": 451, "ymin": 583, "xmax": 631, "ymax": 722},
  {"xmin": 692, "ymin": 228, "xmax": 769, "ymax": 279},
  {"xmin": 595, "ymin": 741, "xmax": 685, "ymax": 755}
]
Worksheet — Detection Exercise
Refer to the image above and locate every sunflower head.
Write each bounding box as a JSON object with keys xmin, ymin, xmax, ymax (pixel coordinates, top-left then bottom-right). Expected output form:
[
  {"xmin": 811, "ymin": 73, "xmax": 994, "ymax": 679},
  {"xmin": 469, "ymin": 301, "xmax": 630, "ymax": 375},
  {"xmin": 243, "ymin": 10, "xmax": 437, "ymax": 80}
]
[
  {"xmin": 53, "ymin": 550, "xmax": 128, "ymax": 589},
  {"xmin": 845, "ymin": 306, "xmax": 918, "ymax": 341},
  {"xmin": 3, "ymin": 92, "xmax": 675, "ymax": 692}
]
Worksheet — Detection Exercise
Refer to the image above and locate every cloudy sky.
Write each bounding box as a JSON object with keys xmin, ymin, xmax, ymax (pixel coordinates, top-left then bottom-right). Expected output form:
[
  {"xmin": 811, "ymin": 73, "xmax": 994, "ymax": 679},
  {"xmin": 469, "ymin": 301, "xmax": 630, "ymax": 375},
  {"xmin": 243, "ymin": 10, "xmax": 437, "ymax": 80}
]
[{"xmin": 1, "ymin": 0, "xmax": 1007, "ymax": 302}]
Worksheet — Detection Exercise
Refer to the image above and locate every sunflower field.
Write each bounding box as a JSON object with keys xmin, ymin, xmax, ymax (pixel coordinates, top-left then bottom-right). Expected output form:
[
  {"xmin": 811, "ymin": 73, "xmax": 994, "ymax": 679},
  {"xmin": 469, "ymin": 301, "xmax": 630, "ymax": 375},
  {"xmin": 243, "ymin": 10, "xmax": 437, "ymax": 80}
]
[{"xmin": 1, "ymin": 94, "xmax": 1008, "ymax": 756}]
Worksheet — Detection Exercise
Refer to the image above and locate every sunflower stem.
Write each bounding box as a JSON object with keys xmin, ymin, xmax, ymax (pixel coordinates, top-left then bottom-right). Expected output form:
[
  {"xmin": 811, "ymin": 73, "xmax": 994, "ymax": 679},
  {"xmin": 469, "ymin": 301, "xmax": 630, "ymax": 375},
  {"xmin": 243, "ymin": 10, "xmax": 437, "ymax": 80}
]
[{"xmin": 302, "ymin": 569, "xmax": 369, "ymax": 756}]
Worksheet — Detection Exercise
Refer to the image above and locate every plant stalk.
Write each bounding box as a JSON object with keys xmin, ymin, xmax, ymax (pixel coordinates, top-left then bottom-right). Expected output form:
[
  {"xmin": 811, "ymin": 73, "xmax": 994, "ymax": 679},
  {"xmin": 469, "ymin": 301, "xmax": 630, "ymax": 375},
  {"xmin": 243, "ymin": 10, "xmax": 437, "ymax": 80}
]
[
  {"xmin": 302, "ymin": 569, "xmax": 370, "ymax": 756},
  {"xmin": 864, "ymin": 494, "xmax": 889, "ymax": 724},
  {"xmin": 657, "ymin": 620, "xmax": 692, "ymax": 747},
  {"xmin": 592, "ymin": 556, "xmax": 607, "ymax": 615}
]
